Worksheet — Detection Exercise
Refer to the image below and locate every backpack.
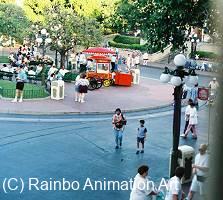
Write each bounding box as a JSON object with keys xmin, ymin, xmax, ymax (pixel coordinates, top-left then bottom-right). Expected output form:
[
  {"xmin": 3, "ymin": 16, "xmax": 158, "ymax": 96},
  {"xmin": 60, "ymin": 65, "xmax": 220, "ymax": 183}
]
[
  {"xmin": 121, "ymin": 114, "xmax": 127, "ymax": 125},
  {"xmin": 114, "ymin": 114, "xmax": 127, "ymax": 129}
]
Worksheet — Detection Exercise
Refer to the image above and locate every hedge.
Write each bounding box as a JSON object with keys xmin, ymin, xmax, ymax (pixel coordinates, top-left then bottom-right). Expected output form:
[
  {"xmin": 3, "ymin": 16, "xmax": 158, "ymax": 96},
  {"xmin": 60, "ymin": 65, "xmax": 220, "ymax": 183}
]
[
  {"xmin": 63, "ymin": 72, "xmax": 78, "ymax": 82},
  {"xmin": 196, "ymin": 51, "xmax": 219, "ymax": 60},
  {"xmin": 109, "ymin": 40, "xmax": 147, "ymax": 51},
  {"xmin": 113, "ymin": 35, "xmax": 140, "ymax": 45},
  {"xmin": 0, "ymin": 56, "xmax": 9, "ymax": 63}
]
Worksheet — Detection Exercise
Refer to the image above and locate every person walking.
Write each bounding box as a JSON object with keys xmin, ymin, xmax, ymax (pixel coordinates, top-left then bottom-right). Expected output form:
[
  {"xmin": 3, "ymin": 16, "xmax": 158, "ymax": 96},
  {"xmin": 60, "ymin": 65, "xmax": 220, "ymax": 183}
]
[
  {"xmin": 136, "ymin": 120, "xmax": 147, "ymax": 154},
  {"xmin": 75, "ymin": 73, "xmax": 89, "ymax": 103},
  {"xmin": 188, "ymin": 83, "xmax": 199, "ymax": 110},
  {"xmin": 11, "ymin": 65, "xmax": 27, "ymax": 103},
  {"xmin": 187, "ymin": 144, "xmax": 209, "ymax": 200},
  {"xmin": 181, "ymin": 102, "xmax": 198, "ymax": 139},
  {"xmin": 112, "ymin": 108, "xmax": 126, "ymax": 149},
  {"xmin": 165, "ymin": 167, "xmax": 185, "ymax": 200},
  {"xmin": 182, "ymin": 99, "xmax": 193, "ymax": 135}
]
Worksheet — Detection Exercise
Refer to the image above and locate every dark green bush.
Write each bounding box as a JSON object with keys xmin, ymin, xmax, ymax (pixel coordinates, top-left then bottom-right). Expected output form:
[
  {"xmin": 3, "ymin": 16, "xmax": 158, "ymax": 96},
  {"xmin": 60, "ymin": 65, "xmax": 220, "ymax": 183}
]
[
  {"xmin": 113, "ymin": 35, "xmax": 140, "ymax": 44},
  {"xmin": 63, "ymin": 72, "xmax": 78, "ymax": 82}
]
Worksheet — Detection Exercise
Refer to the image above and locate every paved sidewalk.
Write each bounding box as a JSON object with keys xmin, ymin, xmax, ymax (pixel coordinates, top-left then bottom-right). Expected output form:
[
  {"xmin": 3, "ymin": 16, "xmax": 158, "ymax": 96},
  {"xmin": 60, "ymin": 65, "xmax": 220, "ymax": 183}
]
[{"xmin": 0, "ymin": 77, "xmax": 173, "ymax": 115}]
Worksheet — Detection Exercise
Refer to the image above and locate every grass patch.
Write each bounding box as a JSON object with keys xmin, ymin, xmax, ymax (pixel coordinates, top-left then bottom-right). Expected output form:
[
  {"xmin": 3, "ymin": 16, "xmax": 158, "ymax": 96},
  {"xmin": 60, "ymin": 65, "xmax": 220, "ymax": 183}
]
[
  {"xmin": 0, "ymin": 80, "xmax": 49, "ymax": 99},
  {"xmin": 0, "ymin": 56, "xmax": 9, "ymax": 63},
  {"xmin": 109, "ymin": 40, "xmax": 147, "ymax": 51},
  {"xmin": 196, "ymin": 51, "xmax": 220, "ymax": 60},
  {"xmin": 113, "ymin": 35, "xmax": 140, "ymax": 44}
]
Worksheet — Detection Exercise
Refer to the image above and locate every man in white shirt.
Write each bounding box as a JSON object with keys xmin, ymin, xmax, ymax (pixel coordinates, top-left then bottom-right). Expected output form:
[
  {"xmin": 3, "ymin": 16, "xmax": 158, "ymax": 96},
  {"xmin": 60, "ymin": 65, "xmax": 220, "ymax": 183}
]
[
  {"xmin": 143, "ymin": 53, "xmax": 149, "ymax": 65},
  {"xmin": 28, "ymin": 67, "xmax": 36, "ymax": 76},
  {"xmin": 58, "ymin": 66, "xmax": 69, "ymax": 77},
  {"xmin": 208, "ymin": 77, "xmax": 219, "ymax": 96},
  {"xmin": 48, "ymin": 65, "xmax": 58, "ymax": 78},
  {"xmin": 111, "ymin": 55, "xmax": 116, "ymax": 72},
  {"xmin": 134, "ymin": 54, "xmax": 140, "ymax": 68},
  {"xmin": 165, "ymin": 167, "xmax": 185, "ymax": 200},
  {"xmin": 126, "ymin": 54, "xmax": 132, "ymax": 71},
  {"xmin": 130, "ymin": 165, "xmax": 156, "ymax": 200},
  {"xmin": 187, "ymin": 144, "xmax": 209, "ymax": 200},
  {"xmin": 79, "ymin": 52, "xmax": 87, "ymax": 72}
]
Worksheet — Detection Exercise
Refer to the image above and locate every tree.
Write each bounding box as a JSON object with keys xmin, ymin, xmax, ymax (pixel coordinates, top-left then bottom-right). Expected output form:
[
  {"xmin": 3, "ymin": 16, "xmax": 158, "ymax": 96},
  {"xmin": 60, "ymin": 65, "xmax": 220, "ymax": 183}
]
[
  {"xmin": 23, "ymin": 0, "xmax": 118, "ymax": 34},
  {"xmin": 43, "ymin": 3, "xmax": 102, "ymax": 67},
  {"xmin": 113, "ymin": 0, "xmax": 222, "ymax": 51},
  {"xmin": 0, "ymin": 3, "xmax": 30, "ymax": 43}
]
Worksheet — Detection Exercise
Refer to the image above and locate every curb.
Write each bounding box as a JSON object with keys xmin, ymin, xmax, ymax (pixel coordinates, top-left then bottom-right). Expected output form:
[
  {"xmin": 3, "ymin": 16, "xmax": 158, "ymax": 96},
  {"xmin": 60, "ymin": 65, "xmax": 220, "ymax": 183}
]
[
  {"xmin": 0, "ymin": 103, "xmax": 173, "ymax": 116},
  {"xmin": 0, "ymin": 96, "xmax": 50, "ymax": 101},
  {"xmin": 143, "ymin": 64, "xmax": 219, "ymax": 78}
]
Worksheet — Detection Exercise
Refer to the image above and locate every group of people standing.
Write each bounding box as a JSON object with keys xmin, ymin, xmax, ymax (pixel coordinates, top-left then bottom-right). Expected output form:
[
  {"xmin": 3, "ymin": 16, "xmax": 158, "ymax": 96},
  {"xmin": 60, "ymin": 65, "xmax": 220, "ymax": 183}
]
[{"xmin": 130, "ymin": 143, "xmax": 209, "ymax": 200}]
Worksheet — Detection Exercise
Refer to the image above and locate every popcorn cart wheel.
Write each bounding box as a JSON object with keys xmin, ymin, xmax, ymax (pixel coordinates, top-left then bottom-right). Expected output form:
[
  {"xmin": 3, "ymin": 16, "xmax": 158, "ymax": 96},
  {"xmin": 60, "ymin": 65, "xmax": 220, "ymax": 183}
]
[
  {"xmin": 103, "ymin": 79, "xmax": 111, "ymax": 87},
  {"xmin": 88, "ymin": 77, "xmax": 103, "ymax": 91}
]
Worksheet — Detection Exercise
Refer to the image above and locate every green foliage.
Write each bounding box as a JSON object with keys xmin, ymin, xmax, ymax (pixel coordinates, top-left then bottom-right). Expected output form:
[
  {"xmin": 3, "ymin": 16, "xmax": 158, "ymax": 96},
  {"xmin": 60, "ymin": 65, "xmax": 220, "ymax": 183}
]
[
  {"xmin": 63, "ymin": 72, "xmax": 78, "ymax": 82},
  {"xmin": 0, "ymin": 3, "xmax": 30, "ymax": 43},
  {"xmin": 0, "ymin": 80, "xmax": 49, "ymax": 99},
  {"xmin": 109, "ymin": 40, "xmax": 147, "ymax": 51},
  {"xmin": 34, "ymin": 3, "xmax": 103, "ymax": 66},
  {"xmin": 196, "ymin": 51, "xmax": 219, "ymax": 60},
  {"xmin": 0, "ymin": 56, "xmax": 9, "ymax": 63},
  {"xmin": 112, "ymin": 0, "xmax": 222, "ymax": 51},
  {"xmin": 23, "ymin": 0, "xmax": 118, "ymax": 33},
  {"xmin": 113, "ymin": 35, "xmax": 140, "ymax": 44}
]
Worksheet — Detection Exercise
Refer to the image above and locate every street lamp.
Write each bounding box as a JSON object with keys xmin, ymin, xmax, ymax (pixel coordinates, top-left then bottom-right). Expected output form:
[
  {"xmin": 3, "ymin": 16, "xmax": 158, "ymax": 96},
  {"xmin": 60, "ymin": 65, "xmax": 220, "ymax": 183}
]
[
  {"xmin": 160, "ymin": 54, "xmax": 198, "ymax": 177},
  {"xmin": 36, "ymin": 28, "xmax": 52, "ymax": 58},
  {"xmin": 36, "ymin": 28, "xmax": 52, "ymax": 85},
  {"xmin": 189, "ymin": 33, "xmax": 200, "ymax": 58}
]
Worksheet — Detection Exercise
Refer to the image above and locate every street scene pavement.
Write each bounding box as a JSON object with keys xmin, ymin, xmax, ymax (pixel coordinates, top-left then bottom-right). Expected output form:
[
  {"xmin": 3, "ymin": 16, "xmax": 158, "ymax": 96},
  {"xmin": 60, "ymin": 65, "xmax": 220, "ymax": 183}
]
[
  {"xmin": 0, "ymin": 104, "xmax": 211, "ymax": 200},
  {"xmin": 0, "ymin": 66, "xmax": 214, "ymax": 200},
  {"xmin": 0, "ymin": 76, "xmax": 173, "ymax": 114},
  {"xmin": 0, "ymin": 0, "xmax": 222, "ymax": 199}
]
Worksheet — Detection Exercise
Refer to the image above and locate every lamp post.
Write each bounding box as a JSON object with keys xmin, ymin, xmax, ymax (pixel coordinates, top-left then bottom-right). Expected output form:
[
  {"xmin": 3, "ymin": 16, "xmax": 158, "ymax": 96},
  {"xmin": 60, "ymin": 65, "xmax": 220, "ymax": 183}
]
[
  {"xmin": 36, "ymin": 29, "xmax": 52, "ymax": 85},
  {"xmin": 160, "ymin": 54, "xmax": 198, "ymax": 177},
  {"xmin": 189, "ymin": 33, "xmax": 200, "ymax": 58}
]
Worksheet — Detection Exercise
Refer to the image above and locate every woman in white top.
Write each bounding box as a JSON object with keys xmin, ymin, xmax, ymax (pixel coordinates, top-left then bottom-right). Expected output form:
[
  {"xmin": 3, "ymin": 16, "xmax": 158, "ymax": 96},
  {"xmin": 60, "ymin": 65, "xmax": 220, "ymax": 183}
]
[
  {"xmin": 182, "ymin": 99, "xmax": 193, "ymax": 135},
  {"xmin": 183, "ymin": 102, "xmax": 198, "ymax": 139},
  {"xmin": 75, "ymin": 73, "xmax": 89, "ymax": 103},
  {"xmin": 130, "ymin": 165, "xmax": 156, "ymax": 200},
  {"xmin": 165, "ymin": 167, "xmax": 185, "ymax": 200}
]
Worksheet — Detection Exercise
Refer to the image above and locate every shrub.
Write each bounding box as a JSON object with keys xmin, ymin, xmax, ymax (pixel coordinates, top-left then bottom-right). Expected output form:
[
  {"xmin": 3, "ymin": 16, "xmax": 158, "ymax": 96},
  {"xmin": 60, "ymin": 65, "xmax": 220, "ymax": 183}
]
[
  {"xmin": 63, "ymin": 72, "xmax": 78, "ymax": 82},
  {"xmin": 196, "ymin": 51, "xmax": 219, "ymax": 60},
  {"xmin": 0, "ymin": 56, "xmax": 9, "ymax": 63},
  {"xmin": 113, "ymin": 35, "xmax": 140, "ymax": 45}
]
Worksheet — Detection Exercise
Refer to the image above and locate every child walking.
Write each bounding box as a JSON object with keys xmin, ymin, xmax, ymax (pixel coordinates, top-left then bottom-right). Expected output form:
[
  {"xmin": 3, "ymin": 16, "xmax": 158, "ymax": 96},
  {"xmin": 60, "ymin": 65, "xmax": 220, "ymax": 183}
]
[{"xmin": 136, "ymin": 120, "xmax": 147, "ymax": 154}]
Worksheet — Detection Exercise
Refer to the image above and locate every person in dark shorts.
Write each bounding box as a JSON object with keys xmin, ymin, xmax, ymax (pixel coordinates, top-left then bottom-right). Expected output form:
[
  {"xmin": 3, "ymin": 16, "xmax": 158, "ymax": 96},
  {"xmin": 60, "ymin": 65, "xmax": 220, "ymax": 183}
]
[
  {"xmin": 75, "ymin": 73, "xmax": 89, "ymax": 103},
  {"xmin": 12, "ymin": 65, "xmax": 27, "ymax": 103},
  {"xmin": 136, "ymin": 120, "xmax": 147, "ymax": 154}
]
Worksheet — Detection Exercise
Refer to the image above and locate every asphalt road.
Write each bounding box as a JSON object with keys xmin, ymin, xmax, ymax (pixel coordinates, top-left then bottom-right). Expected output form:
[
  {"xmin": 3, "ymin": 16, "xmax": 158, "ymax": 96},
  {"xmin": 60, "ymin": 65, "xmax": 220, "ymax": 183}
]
[
  {"xmin": 0, "ymin": 105, "xmax": 213, "ymax": 200},
  {"xmin": 0, "ymin": 67, "xmax": 214, "ymax": 200}
]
